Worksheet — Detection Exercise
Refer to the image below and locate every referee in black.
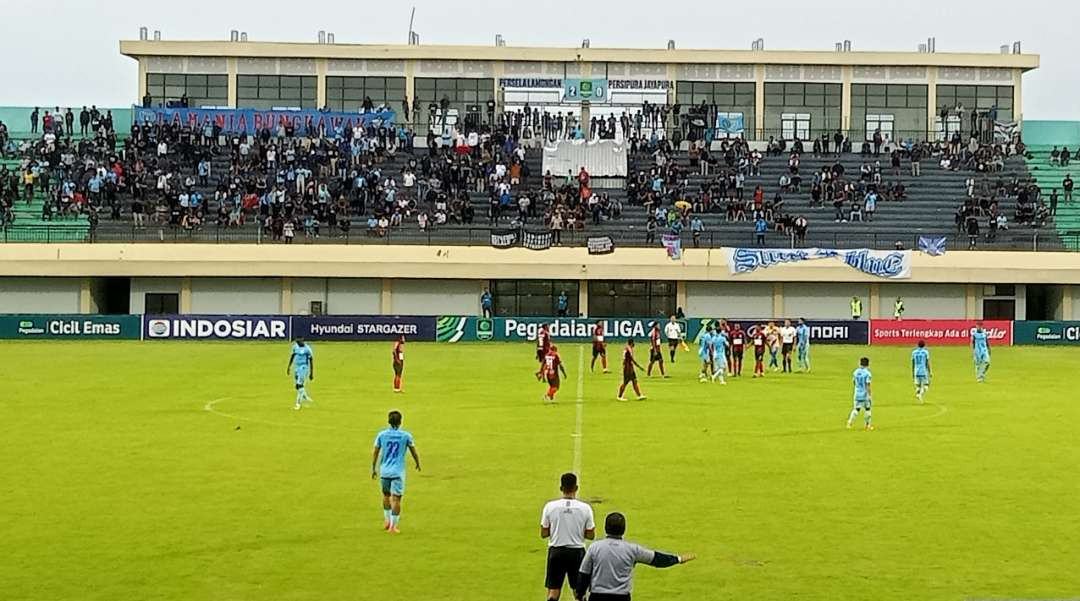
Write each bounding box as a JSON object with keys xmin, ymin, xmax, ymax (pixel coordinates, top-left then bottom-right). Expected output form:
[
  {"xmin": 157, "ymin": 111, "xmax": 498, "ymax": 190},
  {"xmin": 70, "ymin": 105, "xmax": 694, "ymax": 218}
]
[
  {"xmin": 575, "ymin": 512, "xmax": 696, "ymax": 601},
  {"xmin": 540, "ymin": 473, "xmax": 596, "ymax": 601}
]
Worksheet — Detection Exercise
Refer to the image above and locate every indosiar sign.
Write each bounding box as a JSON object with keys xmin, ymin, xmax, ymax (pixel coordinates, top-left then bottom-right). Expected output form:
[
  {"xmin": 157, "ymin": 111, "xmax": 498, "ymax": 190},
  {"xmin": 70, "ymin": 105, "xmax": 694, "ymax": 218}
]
[
  {"xmin": 1013, "ymin": 321, "xmax": 1080, "ymax": 345},
  {"xmin": 436, "ymin": 316, "xmax": 680, "ymax": 342},
  {"xmin": 0, "ymin": 314, "xmax": 141, "ymax": 339},
  {"xmin": 144, "ymin": 315, "xmax": 291, "ymax": 340}
]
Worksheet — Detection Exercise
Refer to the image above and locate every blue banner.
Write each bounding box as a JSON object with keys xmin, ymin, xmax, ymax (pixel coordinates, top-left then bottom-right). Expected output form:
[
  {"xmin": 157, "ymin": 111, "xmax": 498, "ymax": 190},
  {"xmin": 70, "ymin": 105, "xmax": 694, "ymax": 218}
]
[
  {"xmin": 131, "ymin": 105, "xmax": 396, "ymax": 135},
  {"xmin": 144, "ymin": 315, "xmax": 291, "ymax": 340},
  {"xmin": 715, "ymin": 113, "xmax": 745, "ymax": 135},
  {"xmin": 727, "ymin": 247, "xmax": 912, "ymax": 279},
  {"xmin": 293, "ymin": 316, "xmax": 436, "ymax": 341}
]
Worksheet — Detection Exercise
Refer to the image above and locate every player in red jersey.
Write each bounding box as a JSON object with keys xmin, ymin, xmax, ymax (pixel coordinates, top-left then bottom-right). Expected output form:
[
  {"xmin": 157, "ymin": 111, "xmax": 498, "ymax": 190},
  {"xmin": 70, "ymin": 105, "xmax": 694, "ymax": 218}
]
[
  {"xmin": 542, "ymin": 345, "xmax": 568, "ymax": 402},
  {"xmin": 730, "ymin": 323, "xmax": 746, "ymax": 377},
  {"xmin": 646, "ymin": 322, "xmax": 668, "ymax": 377},
  {"xmin": 617, "ymin": 339, "xmax": 646, "ymax": 401},
  {"xmin": 535, "ymin": 324, "xmax": 552, "ymax": 380},
  {"xmin": 392, "ymin": 335, "xmax": 405, "ymax": 392},
  {"xmin": 590, "ymin": 322, "xmax": 609, "ymax": 372},
  {"xmin": 719, "ymin": 319, "xmax": 734, "ymax": 373},
  {"xmin": 751, "ymin": 325, "xmax": 767, "ymax": 378}
]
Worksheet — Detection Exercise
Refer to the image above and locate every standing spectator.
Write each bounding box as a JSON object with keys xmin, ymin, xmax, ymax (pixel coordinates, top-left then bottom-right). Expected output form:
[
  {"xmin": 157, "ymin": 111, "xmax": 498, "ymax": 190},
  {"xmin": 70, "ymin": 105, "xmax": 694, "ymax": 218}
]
[
  {"xmin": 966, "ymin": 213, "xmax": 980, "ymax": 249},
  {"xmin": 79, "ymin": 107, "xmax": 90, "ymax": 136},
  {"xmin": 690, "ymin": 215, "xmax": 704, "ymax": 248},
  {"xmin": 480, "ymin": 288, "xmax": 493, "ymax": 318},
  {"xmin": 556, "ymin": 291, "xmax": 569, "ymax": 317},
  {"xmin": 30, "ymin": 107, "xmax": 39, "ymax": 134},
  {"xmin": 754, "ymin": 216, "xmax": 767, "ymax": 246},
  {"xmin": 1064, "ymin": 175, "xmax": 1074, "ymax": 204},
  {"xmin": 64, "ymin": 108, "xmax": 74, "ymax": 137},
  {"xmin": 1050, "ymin": 189, "xmax": 1059, "ymax": 216},
  {"xmin": 910, "ymin": 145, "xmax": 922, "ymax": 177},
  {"xmin": 574, "ymin": 512, "xmax": 695, "ymax": 601}
]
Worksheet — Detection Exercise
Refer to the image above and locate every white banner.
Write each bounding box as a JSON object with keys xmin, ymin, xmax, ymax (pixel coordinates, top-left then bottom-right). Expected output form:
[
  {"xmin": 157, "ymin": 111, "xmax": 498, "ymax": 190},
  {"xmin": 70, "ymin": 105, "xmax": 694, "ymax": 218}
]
[{"xmin": 727, "ymin": 247, "xmax": 912, "ymax": 279}]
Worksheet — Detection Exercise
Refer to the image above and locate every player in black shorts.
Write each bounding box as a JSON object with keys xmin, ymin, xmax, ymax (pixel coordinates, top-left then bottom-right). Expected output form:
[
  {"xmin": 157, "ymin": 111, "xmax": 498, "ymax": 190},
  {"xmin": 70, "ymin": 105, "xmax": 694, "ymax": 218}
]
[
  {"xmin": 617, "ymin": 339, "xmax": 646, "ymax": 401},
  {"xmin": 646, "ymin": 323, "xmax": 667, "ymax": 377}
]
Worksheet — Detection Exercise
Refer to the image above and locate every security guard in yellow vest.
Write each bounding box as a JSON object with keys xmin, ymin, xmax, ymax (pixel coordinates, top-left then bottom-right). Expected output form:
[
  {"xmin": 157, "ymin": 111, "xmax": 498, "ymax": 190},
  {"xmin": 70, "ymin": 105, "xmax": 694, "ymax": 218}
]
[{"xmin": 850, "ymin": 296, "xmax": 863, "ymax": 320}]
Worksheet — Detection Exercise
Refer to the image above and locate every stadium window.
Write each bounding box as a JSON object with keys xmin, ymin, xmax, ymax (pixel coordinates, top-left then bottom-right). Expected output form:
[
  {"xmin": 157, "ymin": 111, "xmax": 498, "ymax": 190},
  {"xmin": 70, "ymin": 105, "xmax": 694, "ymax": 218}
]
[
  {"xmin": 935, "ymin": 115, "xmax": 962, "ymax": 141},
  {"xmin": 145, "ymin": 73, "xmax": 229, "ymax": 108},
  {"xmin": 492, "ymin": 280, "xmax": 579, "ymax": 317},
  {"xmin": 145, "ymin": 293, "xmax": 179, "ymax": 314},
  {"xmin": 865, "ymin": 114, "xmax": 895, "ymax": 141},
  {"xmin": 781, "ymin": 113, "xmax": 811, "ymax": 141},
  {"xmin": 587, "ymin": 281, "xmax": 674, "ymax": 318}
]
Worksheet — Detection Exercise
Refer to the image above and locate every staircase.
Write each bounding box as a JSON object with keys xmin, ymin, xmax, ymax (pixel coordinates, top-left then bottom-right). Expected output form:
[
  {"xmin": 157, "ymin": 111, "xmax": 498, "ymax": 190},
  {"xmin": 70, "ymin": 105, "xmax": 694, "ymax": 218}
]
[{"xmin": 1023, "ymin": 145, "xmax": 1080, "ymax": 249}]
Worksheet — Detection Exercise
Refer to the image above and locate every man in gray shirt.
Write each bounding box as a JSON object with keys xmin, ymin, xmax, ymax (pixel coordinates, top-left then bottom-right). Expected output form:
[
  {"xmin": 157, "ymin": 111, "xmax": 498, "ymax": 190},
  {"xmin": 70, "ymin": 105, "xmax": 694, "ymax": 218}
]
[{"xmin": 575, "ymin": 512, "xmax": 695, "ymax": 601}]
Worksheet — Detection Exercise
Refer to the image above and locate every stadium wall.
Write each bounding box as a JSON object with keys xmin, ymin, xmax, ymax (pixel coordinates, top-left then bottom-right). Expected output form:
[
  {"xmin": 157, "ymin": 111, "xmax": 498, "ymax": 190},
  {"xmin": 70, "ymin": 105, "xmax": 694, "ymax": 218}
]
[
  {"xmin": 0, "ymin": 245, "xmax": 1077, "ymax": 319},
  {"xmin": 0, "ymin": 277, "xmax": 81, "ymax": 314}
]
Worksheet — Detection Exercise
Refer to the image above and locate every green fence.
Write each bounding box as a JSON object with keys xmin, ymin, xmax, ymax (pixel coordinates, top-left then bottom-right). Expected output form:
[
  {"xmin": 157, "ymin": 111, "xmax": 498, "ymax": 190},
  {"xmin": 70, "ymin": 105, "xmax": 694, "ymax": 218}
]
[{"xmin": 0, "ymin": 315, "xmax": 141, "ymax": 340}]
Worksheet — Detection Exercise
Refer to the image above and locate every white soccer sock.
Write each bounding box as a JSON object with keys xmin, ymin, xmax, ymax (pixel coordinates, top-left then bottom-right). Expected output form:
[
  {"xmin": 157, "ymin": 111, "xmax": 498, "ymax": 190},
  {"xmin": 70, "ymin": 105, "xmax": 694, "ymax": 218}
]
[{"xmin": 848, "ymin": 409, "xmax": 859, "ymax": 423}]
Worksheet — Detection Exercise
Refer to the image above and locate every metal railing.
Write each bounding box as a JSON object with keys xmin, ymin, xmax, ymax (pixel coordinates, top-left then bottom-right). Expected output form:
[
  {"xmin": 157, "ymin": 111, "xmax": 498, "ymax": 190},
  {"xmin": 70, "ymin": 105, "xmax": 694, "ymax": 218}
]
[{"xmin": 2, "ymin": 223, "xmax": 1071, "ymax": 252}]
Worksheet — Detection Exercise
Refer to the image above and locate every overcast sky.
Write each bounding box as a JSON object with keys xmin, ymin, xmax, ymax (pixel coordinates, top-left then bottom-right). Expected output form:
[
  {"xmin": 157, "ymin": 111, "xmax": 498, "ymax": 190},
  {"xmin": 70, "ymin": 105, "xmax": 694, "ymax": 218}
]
[{"xmin": 1, "ymin": 0, "xmax": 1073, "ymax": 119}]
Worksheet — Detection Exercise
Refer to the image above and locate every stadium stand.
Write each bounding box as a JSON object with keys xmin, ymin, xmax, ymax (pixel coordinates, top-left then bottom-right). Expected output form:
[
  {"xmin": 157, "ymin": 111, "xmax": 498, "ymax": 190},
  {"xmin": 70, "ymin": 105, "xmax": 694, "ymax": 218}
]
[{"xmin": 0, "ymin": 108, "xmax": 1065, "ymax": 250}]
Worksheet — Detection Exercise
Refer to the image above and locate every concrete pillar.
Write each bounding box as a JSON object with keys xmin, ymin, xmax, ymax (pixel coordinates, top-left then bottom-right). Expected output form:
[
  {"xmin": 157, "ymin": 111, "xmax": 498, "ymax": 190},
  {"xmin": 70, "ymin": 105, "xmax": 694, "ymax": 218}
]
[
  {"xmin": 1012, "ymin": 68, "xmax": 1023, "ymax": 128},
  {"xmin": 79, "ymin": 277, "xmax": 93, "ymax": 315},
  {"xmin": 380, "ymin": 278, "xmax": 393, "ymax": 314},
  {"xmin": 316, "ymin": 58, "xmax": 328, "ymax": 109},
  {"xmin": 404, "ymin": 60, "xmax": 416, "ymax": 123},
  {"xmin": 676, "ymin": 280, "xmax": 687, "ymax": 315},
  {"xmin": 578, "ymin": 280, "xmax": 589, "ymax": 318},
  {"xmin": 1014, "ymin": 283, "xmax": 1027, "ymax": 320},
  {"xmin": 841, "ymin": 65, "xmax": 853, "ymax": 133},
  {"xmin": 492, "ymin": 60, "xmax": 505, "ymax": 121},
  {"xmin": 927, "ymin": 67, "xmax": 938, "ymax": 141},
  {"xmin": 281, "ymin": 277, "xmax": 293, "ymax": 314},
  {"xmin": 965, "ymin": 283, "xmax": 979, "ymax": 319},
  {"xmin": 1063, "ymin": 285, "xmax": 1074, "ymax": 320},
  {"xmin": 772, "ymin": 282, "xmax": 784, "ymax": 318},
  {"xmin": 227, "ymin": 57, "xmax": 238, "ymax": 108},
  {"xmin": 137, "ymin": 58, "xmax": 148, "ymax": 102},
  {"xmin": 754, "ymin": 64, "xmax": 766, "ymax": 141},
  {"xmin": 869, "ymin": 282, "xmax": 881, "ymax": 319},
  {"xmin": 180, "ymin": 277, "xmax": 192, "ymax": 313}
]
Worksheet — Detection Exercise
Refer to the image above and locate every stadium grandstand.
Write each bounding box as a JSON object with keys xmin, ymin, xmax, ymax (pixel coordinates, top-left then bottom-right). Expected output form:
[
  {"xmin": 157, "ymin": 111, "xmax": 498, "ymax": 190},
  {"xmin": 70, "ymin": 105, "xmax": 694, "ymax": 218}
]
[{"xmin": 3, "ymin": 37, "xmax": 1074, "ymax": 250}]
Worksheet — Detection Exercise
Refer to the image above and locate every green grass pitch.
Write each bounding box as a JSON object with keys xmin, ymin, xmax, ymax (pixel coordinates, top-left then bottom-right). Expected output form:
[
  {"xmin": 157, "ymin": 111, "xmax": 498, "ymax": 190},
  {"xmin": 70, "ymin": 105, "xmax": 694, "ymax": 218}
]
[{"xmin": 2, "ymin": 341, "xmax": 1078, "ymax": 601}]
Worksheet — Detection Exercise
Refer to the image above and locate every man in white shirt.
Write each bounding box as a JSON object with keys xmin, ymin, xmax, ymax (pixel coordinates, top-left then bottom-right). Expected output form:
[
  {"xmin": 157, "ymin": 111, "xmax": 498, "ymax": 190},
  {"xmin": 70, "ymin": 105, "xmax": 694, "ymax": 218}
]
[
  {"xmin": 779, "ymin": 319, "xmax": 797, "ymax": 373},
  {"xmin": 663, "ymin": 315, "xmax": 683, "ymax": 363},
  {"xmin": 540, "ymin": 473, "xmax": 595, "ymax": 601}
]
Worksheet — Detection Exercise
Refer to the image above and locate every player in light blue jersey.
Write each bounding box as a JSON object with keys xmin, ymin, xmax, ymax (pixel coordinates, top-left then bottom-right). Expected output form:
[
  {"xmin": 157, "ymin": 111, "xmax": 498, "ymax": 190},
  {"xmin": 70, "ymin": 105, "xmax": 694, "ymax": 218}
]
[
  {"xmin": 846, "ymin": 357, "xmax": 874, "ymax": 430},
  {"xmin": 911, "ymin": 340, "xmax": 932, "ymax": 403},
  {"xmin": 286, "ymin": 337, "xmax": 314, "ymax": 410},
  {"xmin": 971, "ymin": 322, "xmax": 991, "ymax": 382},
  {"xmin": 796, "ymin": 318, "xmax": 812, "ymax": 372},
  {"xmin": 698, "ymin": 324, "xmax": 716, "ymax": 383},
  {"xmin": 711, "ymin": 326, "xmax": 728, "ymax": 384},
  {"xmin": 372, "ymin": 410, "xmax": 421, "ymax": 533}
]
